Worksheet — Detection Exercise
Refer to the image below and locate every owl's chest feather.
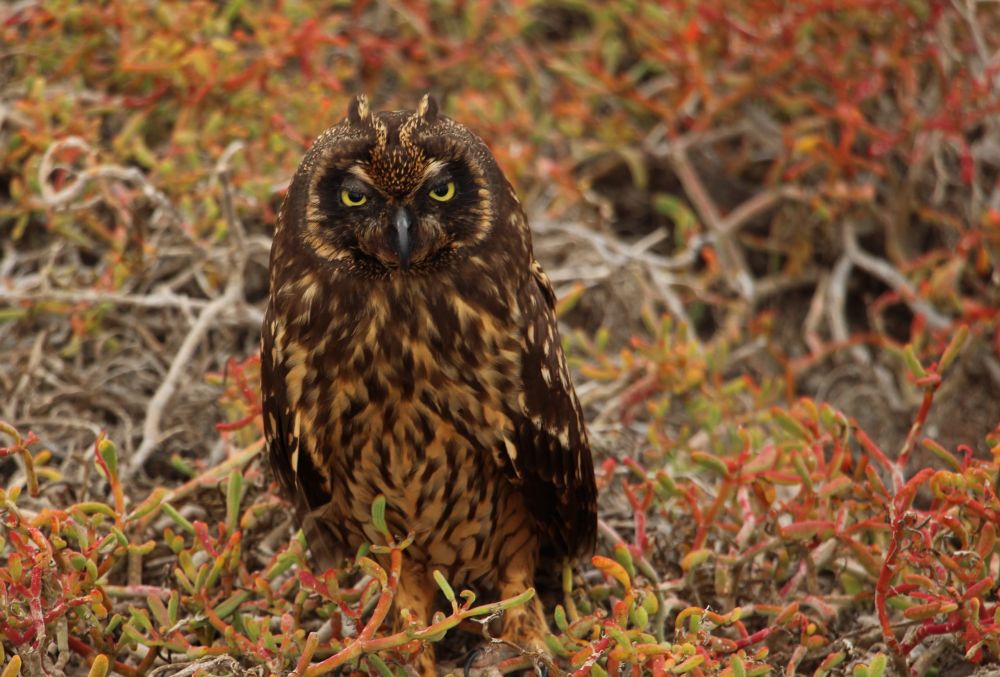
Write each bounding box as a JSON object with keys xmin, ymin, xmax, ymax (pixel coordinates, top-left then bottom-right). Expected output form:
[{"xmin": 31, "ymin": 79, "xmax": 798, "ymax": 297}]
[{"xmin": 278, "ymin": 275, "xmax": 524, "ymax": 547}]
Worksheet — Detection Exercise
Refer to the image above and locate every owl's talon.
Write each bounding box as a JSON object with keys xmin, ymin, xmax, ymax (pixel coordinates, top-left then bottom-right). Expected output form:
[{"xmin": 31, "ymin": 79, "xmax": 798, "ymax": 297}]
[
  {"xmin": 463, "ymin": 647, "xmax": 484, "ymax": 676},
  {"xmin": 463, "ymin": 644, "xmax": 520, "ymax": 676}
]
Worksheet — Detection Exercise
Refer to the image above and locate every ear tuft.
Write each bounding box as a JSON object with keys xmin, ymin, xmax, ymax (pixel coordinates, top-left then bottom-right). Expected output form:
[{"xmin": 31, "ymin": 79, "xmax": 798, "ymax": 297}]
[
  {"xmin": 347, "ymin": 94, "xmax": 370, "ymax": 125},
  {"xmin": 417, "ymin": 93, "xmax": 439, "ymax": 123}
]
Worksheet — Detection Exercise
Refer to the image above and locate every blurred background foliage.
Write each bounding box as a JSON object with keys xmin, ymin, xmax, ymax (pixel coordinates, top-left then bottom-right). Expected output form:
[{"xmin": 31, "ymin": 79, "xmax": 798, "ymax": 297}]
[{"xmin": 2, "ymin": 1, "xmax": 1000, "ymax": 675}]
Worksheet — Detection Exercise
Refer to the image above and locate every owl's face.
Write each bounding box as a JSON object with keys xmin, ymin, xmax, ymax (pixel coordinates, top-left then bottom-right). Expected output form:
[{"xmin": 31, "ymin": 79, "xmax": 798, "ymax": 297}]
[{"xmin": 291, "ymin": 95, "xmax": 503, "ymax": 276}]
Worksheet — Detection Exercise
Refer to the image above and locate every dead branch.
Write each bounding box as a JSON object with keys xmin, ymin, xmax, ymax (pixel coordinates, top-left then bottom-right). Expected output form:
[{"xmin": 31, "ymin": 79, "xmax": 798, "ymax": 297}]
[
  {"xmin": 842, "ymin": 222, "xmax": 951, "ymax": 330},
  {"xmin": 125, "ymin": 142, "xmax": 251, "ymax": 478}
]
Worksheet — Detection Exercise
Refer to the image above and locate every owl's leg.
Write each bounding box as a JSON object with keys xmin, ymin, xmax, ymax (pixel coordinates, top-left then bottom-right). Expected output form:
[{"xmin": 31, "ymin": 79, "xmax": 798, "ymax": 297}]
[
  {"xmin": 497, "ymin": 502, "xmax": 549, "ymax": 653},
  {"xmin": 462, "ymin": 496, "xmax": 551, "ymax": 675},
  {"xmin": 394, "ymin": 562, "xmax": 438, "ymax": 677},
  {"xmin": 496, "ymin": 524, "xmax": 549, "ymax": 655}
]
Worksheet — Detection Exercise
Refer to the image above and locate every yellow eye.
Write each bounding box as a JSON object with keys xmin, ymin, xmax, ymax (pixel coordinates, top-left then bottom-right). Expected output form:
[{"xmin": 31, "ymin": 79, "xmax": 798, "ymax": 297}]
[
  {"xmin": 428, "ymin": 181, "xmax": 456, "ymax": 202},
  {"xmin": 341, "ymin": 189, "xmax": 367, "ymax": 207}
]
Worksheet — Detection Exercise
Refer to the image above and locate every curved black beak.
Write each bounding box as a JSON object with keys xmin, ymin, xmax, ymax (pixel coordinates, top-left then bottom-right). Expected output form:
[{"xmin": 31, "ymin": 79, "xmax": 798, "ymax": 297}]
[{"xmin": 394, "ymin": 207, "xmax": 412, "ymax": 270}]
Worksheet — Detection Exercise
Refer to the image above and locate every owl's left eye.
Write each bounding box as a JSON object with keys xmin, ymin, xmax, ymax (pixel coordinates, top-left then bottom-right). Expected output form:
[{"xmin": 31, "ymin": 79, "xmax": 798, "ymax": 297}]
[
  {"xmin": 428, "ymin": 181, "xmax": 456, "ymax": 202},
  {"xmin": 341, "ymin": 189, "xmax": 368, "ymax": 207}
]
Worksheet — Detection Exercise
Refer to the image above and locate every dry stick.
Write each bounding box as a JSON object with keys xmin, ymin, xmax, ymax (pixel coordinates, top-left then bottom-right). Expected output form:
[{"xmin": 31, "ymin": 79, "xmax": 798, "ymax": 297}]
[
  {"xmin": 717, "ymin": 185, "xmax": 812, "ymax": 236},
  {"xmin": 621, "ymin": 227, "xmax": 699, "ymax": 331},
  {"xmin": 752, "ymin": 267, "xmax": 821, "ymax": 301},
  {"xmin": 533, "ymin": 219, "xmax": 700, "ymax": 337},
  {"xmin": 26, "ymin": 137, "xmax": 267, "ymax": 465},
  {"xmin": 664, "ymin": 141, "xmax": 755, "ymax": 301},
  {"xmin": 533, "ymin": 219, "xmax": 700, "ymax": 273},
  {"xmin": 126, "ymin": 142, "xmax": 249, "ymax": 478},
  {"xmin": 0, "ymin": 276, "xmax": 265, "ymax": 329},
  {"xmin": 53, "ymin": 616, "xmax": 70, "ymax": 674},
  {"xmin": 803, "ymin": 273, "xmax": 830, "ymax": 356},
  {"xmin": 841, "ymin": 222, "xmax": 951, "ymax": 330},
  {"xmin": 551, "ymin": 218, "xmax": 712, "ymax": 272},
  {"xmin": 644, "ymin": 122, "xmax": 752, "ymax": 160},
  {"xmin": 649, "ymin": 124, "xmax": 814, "ymax": 301},
  {"xmin": 585, "ymin": 369, "xmax": 642, "ymax": 427},
  {"xmin": 954, "ymin": 0, "xmax": 992, "ymax": 82},
  {"xmin": 826, "ymin": 254, "xmax": 870, "ymax": 364},
  {"xmin": 0, "ymin": 287, "xmax": 209, "ymax": 312},
  {"xmin": 37, "ymin": 136, "xmax": 174, "ymax": 213},
  {"xmin": 147, "ymin": 657, "xmax": 243, "ymax": 677},
  {"xmin": 0, "ymin": 239, "xmax": 19, "ymax": 278},
  {"xmin": 126, "ymin": 289, "xmax": 241, "ymax": 476}
]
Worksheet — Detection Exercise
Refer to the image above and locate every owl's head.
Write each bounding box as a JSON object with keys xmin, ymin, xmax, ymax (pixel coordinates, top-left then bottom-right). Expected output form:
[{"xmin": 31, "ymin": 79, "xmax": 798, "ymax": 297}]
[{"xmin": 281, "ymin": 94, "xmax": 517, "ymax": 277}]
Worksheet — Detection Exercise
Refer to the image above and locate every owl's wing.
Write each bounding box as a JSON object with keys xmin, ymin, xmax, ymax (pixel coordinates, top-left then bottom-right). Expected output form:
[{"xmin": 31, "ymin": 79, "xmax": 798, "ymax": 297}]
[
  {"xmin": 261, "ymin": 306, "xmax": 343, "ymax": 568},
  {"xmin": 509, "ymin": 260, "xmax": 598, "ymax": 561}
]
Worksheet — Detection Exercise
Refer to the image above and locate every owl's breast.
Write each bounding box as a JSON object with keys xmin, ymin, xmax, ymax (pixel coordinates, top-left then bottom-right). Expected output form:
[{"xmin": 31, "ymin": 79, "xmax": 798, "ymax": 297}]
[{"xmin": 274, "ymin": 273, "xmax": 526, "ymax": 575}]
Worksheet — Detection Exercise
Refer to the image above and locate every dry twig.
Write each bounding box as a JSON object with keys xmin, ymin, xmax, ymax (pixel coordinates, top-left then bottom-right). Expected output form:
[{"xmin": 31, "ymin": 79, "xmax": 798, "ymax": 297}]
[{"xmin": 126, "ymin": 142, "xmax": 251, "ymax": 477}]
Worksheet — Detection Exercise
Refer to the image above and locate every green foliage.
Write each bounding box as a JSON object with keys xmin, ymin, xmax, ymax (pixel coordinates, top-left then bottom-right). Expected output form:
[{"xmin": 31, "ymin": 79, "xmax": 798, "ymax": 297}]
[
  {"xmin": 569, "ymin": 319, "xmax": 1000, "ymax": 674},
  {"xmin": 0, "ymin": 408, "xmax": 536, "ymax": 676},
  {"xmin": 3, "ymin": 0, "xmax": 1000, "ymax": 674}
]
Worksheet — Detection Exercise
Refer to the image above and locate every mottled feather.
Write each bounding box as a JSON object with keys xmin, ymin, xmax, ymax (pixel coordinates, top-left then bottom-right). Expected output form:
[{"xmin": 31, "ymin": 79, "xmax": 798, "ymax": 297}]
[{"xmin": 261, "ymin": 95, "xmax": 596, "ymax": 673}]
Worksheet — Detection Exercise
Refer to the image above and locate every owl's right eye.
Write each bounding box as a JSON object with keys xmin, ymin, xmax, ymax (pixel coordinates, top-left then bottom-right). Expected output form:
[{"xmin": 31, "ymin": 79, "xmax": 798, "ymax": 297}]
[{"xmin": 341, "ymin": 189, "xmax": 368, "ymax": 207}]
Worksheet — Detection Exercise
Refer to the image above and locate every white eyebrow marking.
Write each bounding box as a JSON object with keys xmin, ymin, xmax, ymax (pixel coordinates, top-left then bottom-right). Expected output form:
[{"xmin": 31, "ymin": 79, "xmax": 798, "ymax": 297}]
[
  {"xmin": 345, "ymin": 164, "xmax": 392, "ymax": 198},
  {"xmin": 347, "ymin": 165, "xmax": 375, "ymax": 184},
  {"xmin": 420, "ymin": 159, "xmax": 448, "ymax": 183}
]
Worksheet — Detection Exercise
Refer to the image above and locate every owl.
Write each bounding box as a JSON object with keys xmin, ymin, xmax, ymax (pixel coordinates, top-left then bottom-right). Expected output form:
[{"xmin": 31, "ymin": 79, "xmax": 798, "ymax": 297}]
[{"xmin": 261, "ymin": 94, "xmax": 597, "ymax": 674}]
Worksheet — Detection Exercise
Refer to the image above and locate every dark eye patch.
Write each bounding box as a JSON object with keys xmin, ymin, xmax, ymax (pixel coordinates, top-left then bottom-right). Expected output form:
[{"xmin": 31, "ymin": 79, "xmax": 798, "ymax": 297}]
[
  {"xmin": 340, "ymin": 176, "xmax": 371, "ymax": 196},
  {"xmin": 421, "ymin": 162, "xmax": 474, "ymax": 204},
  {"xmin": 316, "ymin": 170, "xmax": 376, "ymax": 215},
  {"xmin": 428, "ymin": 177, "xmax": 453, "ymax": 193}
]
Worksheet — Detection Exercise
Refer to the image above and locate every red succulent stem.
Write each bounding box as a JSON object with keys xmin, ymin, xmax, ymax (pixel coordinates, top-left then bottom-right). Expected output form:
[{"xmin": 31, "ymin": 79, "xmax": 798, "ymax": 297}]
[
  {"xmin": 572, "ymin": 636, "xmax": 613, "ymax": 676},
  {"xmin": 876, "ymin": 511, "xmax": 907, "ymax": 656}
]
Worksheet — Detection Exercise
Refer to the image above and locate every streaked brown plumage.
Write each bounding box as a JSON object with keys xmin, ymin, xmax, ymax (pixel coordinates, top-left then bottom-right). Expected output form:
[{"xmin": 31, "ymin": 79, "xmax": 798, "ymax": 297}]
[{"xmin": 261, "ymin": 94, "xmax": 596, "ymax": 674}]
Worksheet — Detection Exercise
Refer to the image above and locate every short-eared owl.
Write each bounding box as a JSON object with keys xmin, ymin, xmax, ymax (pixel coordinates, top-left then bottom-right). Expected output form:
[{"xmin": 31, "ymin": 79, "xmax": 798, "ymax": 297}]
[{"xmin": 261, "ymin": 94, "xmax": 597, "ymax": 674}]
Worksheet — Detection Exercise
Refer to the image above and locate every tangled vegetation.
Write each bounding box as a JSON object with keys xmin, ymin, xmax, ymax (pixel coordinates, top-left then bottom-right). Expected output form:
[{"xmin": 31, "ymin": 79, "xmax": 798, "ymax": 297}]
[{"xmin": 2, "ymin": 1, "xmax": 999, "ymax": 675}]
